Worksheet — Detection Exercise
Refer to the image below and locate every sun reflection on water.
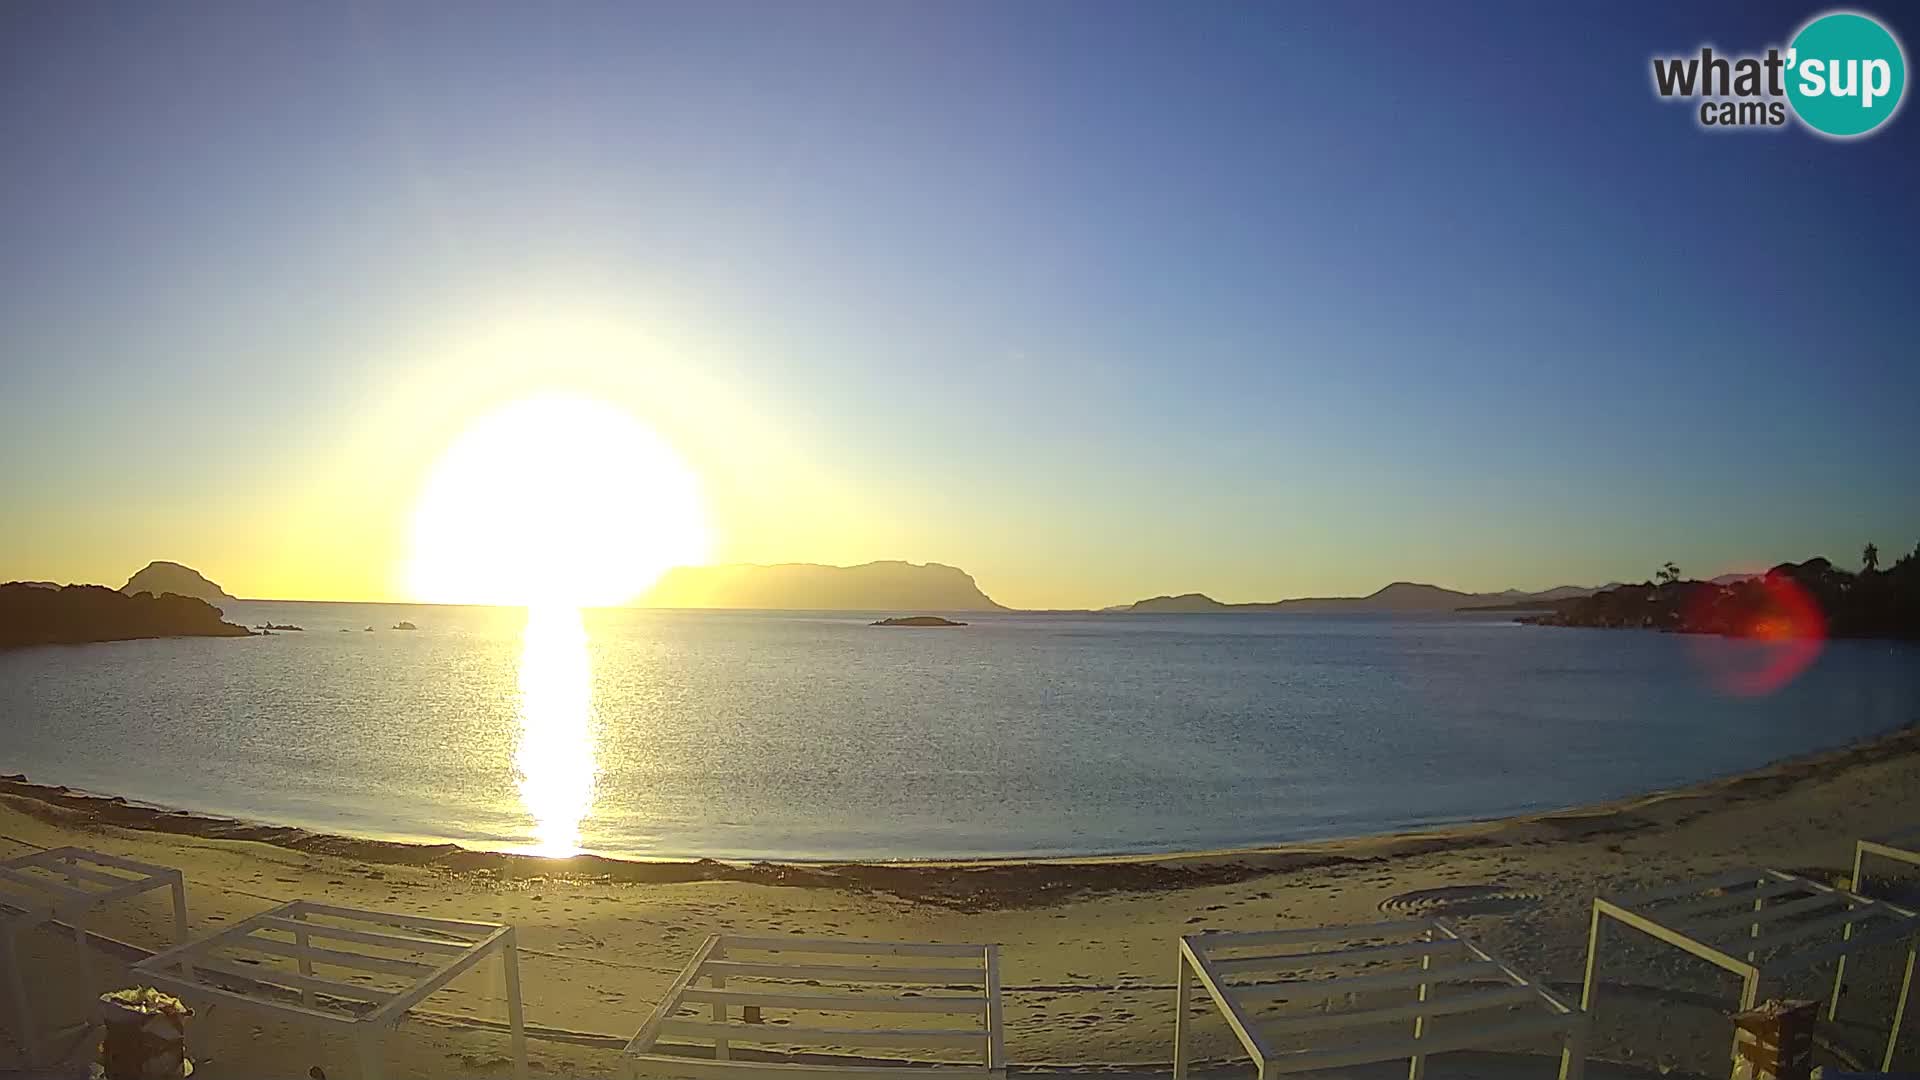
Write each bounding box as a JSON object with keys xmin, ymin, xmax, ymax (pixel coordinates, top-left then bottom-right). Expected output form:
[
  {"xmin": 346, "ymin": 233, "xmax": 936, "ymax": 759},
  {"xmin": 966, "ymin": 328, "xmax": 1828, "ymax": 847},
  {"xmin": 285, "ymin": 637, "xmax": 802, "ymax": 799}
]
[{"xmin": 514, "ymin": 605, "xmax": 597, "ymax": 856}]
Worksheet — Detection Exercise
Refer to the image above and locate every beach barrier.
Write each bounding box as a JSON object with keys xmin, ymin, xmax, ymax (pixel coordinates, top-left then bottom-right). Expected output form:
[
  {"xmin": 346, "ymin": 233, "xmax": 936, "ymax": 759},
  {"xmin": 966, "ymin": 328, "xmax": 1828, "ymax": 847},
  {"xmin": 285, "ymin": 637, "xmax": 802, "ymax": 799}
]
[
  {"xmin": 1580, "ymin": 867, "xmax": 1920, "ymax": 1077},
  {"xmin": 0, "ymin": 846, "xmax": 190, "ymax": 1065},
  {"xmin": 130, "ymin": 899, "xmax": 528, "ymax": 1080},
  {"xmin": 14, "ymin": 828, "xmax": 1920, "ymax": 1079},
  {"xmin": 624, "ymin": 934, "xmax": 1006, "ymax": 1080},
  {"xmin": 1847, "ymin": 827, "xmax": 1920, "ymax": 895},
  {"xmin": 1832, "ymin": 826, "xmax": 1920, "ymax": 1024},
  {"xmin": 1171, "ymin": 918, "xmax": 1586, "ymax": 1080}
]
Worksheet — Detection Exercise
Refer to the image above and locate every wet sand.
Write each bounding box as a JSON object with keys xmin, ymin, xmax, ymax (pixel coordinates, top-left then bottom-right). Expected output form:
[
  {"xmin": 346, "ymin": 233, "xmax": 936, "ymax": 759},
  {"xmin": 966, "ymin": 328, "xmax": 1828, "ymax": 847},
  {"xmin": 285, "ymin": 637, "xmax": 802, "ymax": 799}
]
[{"xmin": 2, "ymin": 724, "xmax": 1917, "ymax": 1078}]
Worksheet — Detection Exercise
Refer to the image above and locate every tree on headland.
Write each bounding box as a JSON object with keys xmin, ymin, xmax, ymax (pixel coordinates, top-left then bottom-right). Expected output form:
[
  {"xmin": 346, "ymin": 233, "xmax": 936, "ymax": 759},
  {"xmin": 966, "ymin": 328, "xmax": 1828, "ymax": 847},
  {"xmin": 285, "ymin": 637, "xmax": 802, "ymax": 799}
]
[
  {"xmin": 1528, "ymin": 549, "xmax": 1919, "ymax": 640},
  {"xmin": 1863, "ymin": 542, "xmax": 1880, "ymax": 574}
]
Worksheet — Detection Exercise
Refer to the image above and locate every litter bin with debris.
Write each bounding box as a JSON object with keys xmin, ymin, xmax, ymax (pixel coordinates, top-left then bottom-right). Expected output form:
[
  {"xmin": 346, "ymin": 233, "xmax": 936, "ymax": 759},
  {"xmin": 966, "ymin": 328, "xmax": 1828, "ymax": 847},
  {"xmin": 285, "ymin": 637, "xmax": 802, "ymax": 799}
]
[
  {"xmin": 98, "ymin": 988, "xmax": 192, "ymax": 1079},
  {"xmin": 1732, "ymin": 998, "xmax": 1816, "ymax": 1080}
]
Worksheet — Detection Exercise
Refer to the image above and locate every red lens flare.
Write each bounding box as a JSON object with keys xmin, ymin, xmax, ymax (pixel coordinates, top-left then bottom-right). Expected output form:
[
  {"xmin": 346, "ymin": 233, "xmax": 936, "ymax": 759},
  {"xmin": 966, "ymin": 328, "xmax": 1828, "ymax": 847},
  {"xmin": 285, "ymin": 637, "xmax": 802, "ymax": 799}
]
[{"xmin": 1687, "ymin": 573, "xmax": 1826, "ymax": 696}]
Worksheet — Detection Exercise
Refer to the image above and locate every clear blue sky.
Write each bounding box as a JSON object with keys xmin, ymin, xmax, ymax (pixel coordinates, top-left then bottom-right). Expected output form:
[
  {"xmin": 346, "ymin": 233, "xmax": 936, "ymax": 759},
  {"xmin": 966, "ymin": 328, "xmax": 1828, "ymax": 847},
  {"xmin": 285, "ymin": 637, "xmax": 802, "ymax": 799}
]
[{"xmin": 2, "ymin": 1, "xmax": 1916, "ymax": 608}]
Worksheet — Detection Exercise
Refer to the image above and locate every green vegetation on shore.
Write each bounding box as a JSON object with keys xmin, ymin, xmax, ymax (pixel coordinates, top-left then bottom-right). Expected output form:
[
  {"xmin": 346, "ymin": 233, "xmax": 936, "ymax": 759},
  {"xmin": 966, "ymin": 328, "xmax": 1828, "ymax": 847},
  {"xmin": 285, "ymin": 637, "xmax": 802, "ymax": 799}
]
[{"xmin": 1522, "ymin": 544, "xmax": 1920, "ymax": 639}]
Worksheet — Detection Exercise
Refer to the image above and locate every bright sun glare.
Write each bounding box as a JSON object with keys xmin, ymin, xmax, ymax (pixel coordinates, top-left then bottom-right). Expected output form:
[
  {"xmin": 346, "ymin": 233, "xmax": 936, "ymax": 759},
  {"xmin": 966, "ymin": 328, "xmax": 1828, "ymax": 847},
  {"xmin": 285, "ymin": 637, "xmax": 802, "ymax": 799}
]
[{"xmin": 408, "ymin": 393, "xmax": 709, "ymax": 607}]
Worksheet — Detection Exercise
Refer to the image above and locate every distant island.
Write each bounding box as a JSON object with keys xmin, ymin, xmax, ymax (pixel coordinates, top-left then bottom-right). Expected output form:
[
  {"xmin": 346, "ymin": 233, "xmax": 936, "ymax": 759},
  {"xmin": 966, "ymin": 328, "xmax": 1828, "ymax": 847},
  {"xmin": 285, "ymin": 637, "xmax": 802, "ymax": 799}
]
[
  {"xmin": 1, "ymin": 583, "xmax": 252, "ymax": 648},
  {"xmin": 1521, "ymin": 548, "xmax": 1920, "ymax": 640},
  {"xmin": 871, "ymin": 615, "xmax": 967, "ymax": 627},
  {"xmin": 642, "ymin": 561, "xmax": 1005, "ymax": 611},
  {"xmin": 1121, "ymin": 582, "xmax": 1604, "ymax": 614},
  {"xmin": 122, "ymin": 561, "xmax": 236, "ymax": 609}
]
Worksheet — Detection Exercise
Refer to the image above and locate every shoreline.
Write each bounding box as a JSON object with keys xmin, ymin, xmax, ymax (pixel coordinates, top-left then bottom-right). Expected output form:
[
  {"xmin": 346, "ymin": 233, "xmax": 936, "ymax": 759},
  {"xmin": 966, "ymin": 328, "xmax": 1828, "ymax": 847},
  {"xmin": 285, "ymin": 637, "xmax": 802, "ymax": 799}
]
[
  {"xmin": 6, "ymin": 718, "xmax": 1920, "ymax": 1073},
  {"xmin": 6, "ymin": 721, "xmax": 1915, "ymax": 911}
]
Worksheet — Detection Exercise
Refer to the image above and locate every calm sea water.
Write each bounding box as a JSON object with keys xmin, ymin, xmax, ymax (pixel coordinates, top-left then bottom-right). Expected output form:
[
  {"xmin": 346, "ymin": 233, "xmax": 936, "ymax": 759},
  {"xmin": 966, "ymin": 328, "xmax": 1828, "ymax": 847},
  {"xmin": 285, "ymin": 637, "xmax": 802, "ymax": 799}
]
[{"xmin": 1, "ymin": 602, "xmax": 1915, "ymax": 861}]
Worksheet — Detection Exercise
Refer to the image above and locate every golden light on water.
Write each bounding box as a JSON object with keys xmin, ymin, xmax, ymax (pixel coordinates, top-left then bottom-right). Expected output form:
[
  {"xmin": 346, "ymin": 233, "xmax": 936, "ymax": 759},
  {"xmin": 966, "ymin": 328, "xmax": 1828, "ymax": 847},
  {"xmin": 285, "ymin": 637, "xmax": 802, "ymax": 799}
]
[
  {"xmin": 406, "ymin": 390, "xmax": 704, "ymax": 853},
  {"xmin": 514, "ymin": 604, "xmax": 597, "ymax": 856}
]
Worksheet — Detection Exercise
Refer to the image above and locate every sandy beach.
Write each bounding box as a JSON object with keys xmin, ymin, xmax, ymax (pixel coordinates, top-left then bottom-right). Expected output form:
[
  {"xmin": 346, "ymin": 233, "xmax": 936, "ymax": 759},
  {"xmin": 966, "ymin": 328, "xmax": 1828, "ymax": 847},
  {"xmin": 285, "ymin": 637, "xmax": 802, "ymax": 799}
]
[{"xmin": 3, "ymin": 725, "xmax": 1918, "ymax": 1079}]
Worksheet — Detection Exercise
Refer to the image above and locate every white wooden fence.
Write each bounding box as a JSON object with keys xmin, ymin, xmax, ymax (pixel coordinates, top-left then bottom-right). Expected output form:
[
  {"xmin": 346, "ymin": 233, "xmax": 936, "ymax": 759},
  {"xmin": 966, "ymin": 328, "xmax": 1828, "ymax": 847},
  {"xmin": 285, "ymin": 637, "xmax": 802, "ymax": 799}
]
[
  {"xmin": 132, "ymin": 899, "xmax": 527, "ymax": 1080},
  {"xmin": 1, "ymin": 846, "xmax": 189, "ymax": 1064},
  {"xmin": 1174, "ymin": 918, "xmax": 1585, "ymax": 1080},
  {"xmin": 1582, "ymin": 867, "xmax": 1919, "ymax": 1076},
  {"xmin": 625, "ymin": 934, "xmax": 1006, "ymax": 1080}
]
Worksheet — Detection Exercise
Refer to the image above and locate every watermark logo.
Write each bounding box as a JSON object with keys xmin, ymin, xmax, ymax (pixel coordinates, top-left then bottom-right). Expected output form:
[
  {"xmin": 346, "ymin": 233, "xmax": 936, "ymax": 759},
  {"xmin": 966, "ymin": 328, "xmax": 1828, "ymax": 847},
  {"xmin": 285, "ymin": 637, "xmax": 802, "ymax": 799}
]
[
  {"xmin": 1788, "ymin": 12, "xmax": 1906, "ymax": 136},
  {"xmin": 1651, "ymin": 9, "xmax": 1906, "ymax": 138}
]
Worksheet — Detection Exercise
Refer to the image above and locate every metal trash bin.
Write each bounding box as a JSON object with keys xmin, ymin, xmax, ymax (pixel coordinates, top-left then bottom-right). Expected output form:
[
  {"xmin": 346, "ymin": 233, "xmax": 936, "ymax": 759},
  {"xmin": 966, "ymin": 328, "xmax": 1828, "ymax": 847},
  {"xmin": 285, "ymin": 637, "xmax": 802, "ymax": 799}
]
[
  {"xmin": 1733, "ymin": 998, "xmax": 1817, "ymax": 1080},
  {"xmin": 97, "ymin": 988, "xmax": 192, "ymax": 1080}
]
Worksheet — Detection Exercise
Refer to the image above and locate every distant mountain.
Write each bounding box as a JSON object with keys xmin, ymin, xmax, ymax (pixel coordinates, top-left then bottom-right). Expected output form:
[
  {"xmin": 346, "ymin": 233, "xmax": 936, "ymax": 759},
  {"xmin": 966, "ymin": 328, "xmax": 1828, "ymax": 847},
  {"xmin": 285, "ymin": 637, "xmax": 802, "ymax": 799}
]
[
  {"xmin": 1127, "ymin": 593, "xmax": 1251, "ymax": 613},
  {"xmin": 2, "ymin": 583, "xmax": 251, "ymax": 648},
  {"xmin": 122, "ymin": 561, "xmax": 236, "ymax": 609},
  {"xmin": 1121, "ymin": 581, "xmax": 1605, "ymax": 614},
  {"xmin": 1278, "ymin": 582, "xmax": 1481, "ymax": 613},
  {"xmin": 1532, "ymin": 584, "xmax": 1611, "ymax": 601},
  {"xmin": 1456, "ymin": 584, "xmax": 1614, "ymax": 612},
  {"xmin": 641, "ymin": 561, "xmax": 1006, "ymax": 611},
  {"xmin": 1710, "ymin": 572, "xmax": 1763, "ymax": 585}
]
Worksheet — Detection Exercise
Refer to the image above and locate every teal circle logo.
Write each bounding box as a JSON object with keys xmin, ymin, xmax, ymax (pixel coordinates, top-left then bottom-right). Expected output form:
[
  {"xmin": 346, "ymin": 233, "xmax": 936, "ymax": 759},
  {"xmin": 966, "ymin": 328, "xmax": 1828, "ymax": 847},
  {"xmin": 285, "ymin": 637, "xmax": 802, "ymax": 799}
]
[{"xmin": 1786, "ymin": 11, "xmax": 1907, "ymax": 137}]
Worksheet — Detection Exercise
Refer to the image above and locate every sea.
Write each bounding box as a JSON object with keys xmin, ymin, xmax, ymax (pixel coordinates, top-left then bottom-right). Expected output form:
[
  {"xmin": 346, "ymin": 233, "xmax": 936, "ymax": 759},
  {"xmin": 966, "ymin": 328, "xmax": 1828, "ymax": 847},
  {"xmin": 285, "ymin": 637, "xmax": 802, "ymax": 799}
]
[{"xmin": 1, "ymin": 601, "xmax": 1916, "ymax": 862}]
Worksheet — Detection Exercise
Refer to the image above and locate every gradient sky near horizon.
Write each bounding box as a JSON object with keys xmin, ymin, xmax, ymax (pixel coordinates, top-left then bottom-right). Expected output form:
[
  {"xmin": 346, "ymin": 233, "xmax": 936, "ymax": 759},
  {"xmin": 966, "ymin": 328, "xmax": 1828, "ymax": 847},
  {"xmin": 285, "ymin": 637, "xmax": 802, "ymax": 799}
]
[{"xmin": 3, "ymin": 1, "xmax": 1918, "ymax": 610}]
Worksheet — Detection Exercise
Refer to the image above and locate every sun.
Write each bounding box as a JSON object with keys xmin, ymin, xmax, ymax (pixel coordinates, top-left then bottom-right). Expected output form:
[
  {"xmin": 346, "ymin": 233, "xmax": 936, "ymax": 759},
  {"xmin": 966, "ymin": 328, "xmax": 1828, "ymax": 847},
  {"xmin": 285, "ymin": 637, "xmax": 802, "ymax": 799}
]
[{"xmin": 407, "ymin": 393, "xmax": 709, "ymax": 607}]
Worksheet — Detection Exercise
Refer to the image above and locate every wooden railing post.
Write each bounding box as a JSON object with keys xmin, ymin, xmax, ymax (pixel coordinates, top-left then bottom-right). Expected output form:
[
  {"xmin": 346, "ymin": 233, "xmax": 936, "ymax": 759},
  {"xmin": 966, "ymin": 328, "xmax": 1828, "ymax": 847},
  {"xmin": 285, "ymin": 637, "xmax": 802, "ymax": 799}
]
[{"xmin": 711, "ymin": 938, "xmax": 729, "ymax": 1061}]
